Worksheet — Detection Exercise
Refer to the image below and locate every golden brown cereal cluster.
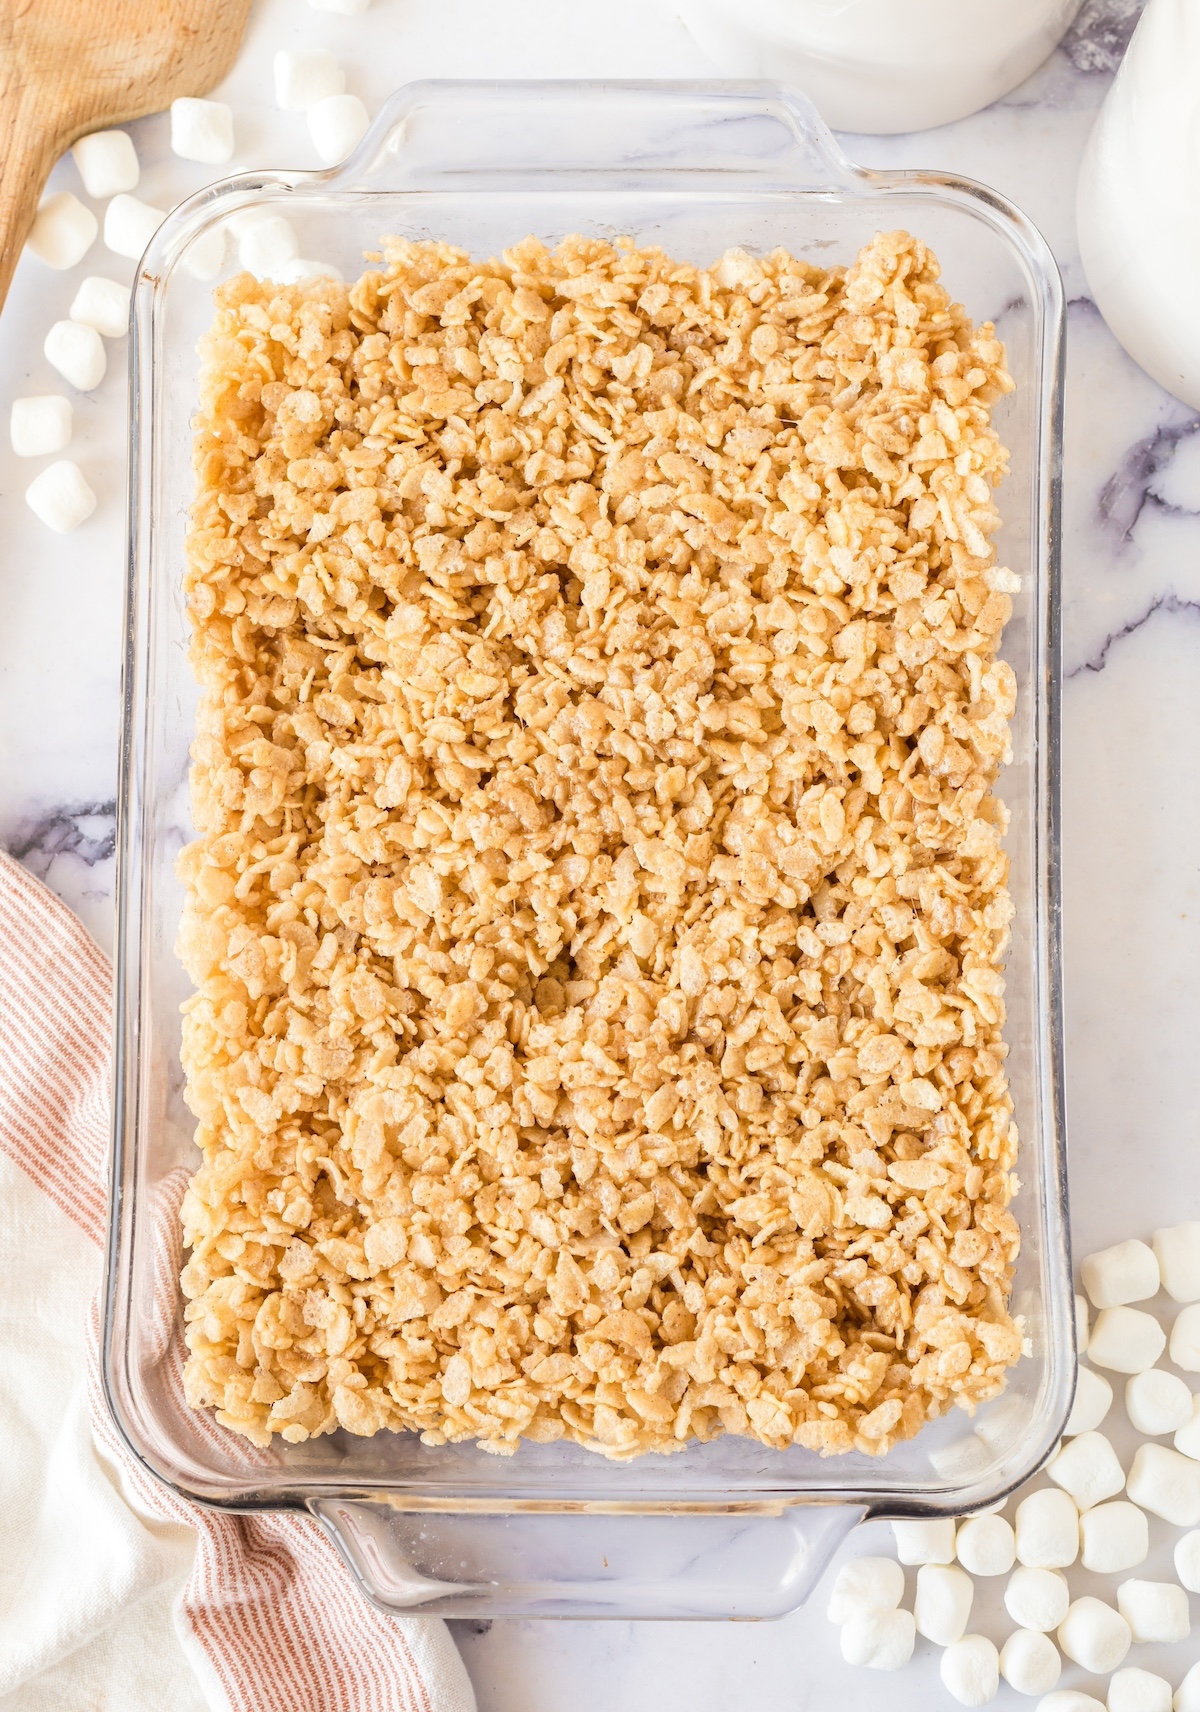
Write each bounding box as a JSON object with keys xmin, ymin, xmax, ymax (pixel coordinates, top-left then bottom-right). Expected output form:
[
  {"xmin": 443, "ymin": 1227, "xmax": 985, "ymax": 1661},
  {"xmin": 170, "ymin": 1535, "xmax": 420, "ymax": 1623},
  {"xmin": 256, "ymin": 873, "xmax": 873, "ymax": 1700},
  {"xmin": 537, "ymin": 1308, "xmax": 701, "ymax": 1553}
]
[{"xmin": 178, "ymin": 229, "xmax": 1022, "ymax": 1459}]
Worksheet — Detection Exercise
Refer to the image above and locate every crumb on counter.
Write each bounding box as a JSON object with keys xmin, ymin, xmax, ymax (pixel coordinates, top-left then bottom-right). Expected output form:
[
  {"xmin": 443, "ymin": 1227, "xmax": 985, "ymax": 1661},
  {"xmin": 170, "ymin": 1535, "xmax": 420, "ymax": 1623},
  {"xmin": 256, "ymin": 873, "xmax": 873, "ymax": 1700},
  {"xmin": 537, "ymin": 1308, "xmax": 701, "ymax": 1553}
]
[{"xmin": 178, "ymin": 228, "xmax": 1021, "ymax": 1458}]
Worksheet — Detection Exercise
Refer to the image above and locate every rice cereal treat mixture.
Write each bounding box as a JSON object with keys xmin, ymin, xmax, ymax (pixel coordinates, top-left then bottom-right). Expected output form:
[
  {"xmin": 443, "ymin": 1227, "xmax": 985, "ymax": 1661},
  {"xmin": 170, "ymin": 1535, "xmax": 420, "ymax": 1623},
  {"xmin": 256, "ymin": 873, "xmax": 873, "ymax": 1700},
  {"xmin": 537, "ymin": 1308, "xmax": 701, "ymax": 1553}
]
[{"xmin": 178, "ymin": 228, "xmax": 1022, "ymax": 1458}]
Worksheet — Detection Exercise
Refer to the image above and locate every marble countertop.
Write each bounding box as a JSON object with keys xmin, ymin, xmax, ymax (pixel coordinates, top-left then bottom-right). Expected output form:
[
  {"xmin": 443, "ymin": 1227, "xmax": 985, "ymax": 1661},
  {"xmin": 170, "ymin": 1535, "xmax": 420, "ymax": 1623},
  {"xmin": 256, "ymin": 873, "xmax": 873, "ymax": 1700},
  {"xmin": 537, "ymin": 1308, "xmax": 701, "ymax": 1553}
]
[{"xmin": 5, "ymin": 0, "xmax": 1200, "ymax": 1705}]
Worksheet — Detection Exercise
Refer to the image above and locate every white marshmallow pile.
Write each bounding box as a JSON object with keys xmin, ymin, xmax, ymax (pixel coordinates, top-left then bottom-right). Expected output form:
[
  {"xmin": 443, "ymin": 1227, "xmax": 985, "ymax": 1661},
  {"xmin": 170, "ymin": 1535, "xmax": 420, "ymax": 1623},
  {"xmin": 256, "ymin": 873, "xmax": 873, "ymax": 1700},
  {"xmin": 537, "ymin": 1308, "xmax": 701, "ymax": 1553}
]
[
  {"xmin": 9, "ymin": 118, "xmax": 157, "ymax": 531},
  {"xmin": 270, "ymin": 45, "xmax": 372, "ymax": 166},
  {"xmin": 825, "ymin": 1220, "xmax": 1200, "ymax": 1708},
  {"xmin": 11, "ymin": 4, "xmax": 372, "ymax": 536}
]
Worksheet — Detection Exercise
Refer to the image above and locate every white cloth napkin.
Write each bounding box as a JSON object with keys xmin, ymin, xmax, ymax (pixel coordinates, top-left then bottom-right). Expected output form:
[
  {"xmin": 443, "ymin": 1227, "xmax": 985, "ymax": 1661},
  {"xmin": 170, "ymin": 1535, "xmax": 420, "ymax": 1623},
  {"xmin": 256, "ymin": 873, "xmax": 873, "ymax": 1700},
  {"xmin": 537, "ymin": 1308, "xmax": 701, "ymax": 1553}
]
[{"xmin": 0, "ymin": 851, "xmax": 478, "ymax": 1712}]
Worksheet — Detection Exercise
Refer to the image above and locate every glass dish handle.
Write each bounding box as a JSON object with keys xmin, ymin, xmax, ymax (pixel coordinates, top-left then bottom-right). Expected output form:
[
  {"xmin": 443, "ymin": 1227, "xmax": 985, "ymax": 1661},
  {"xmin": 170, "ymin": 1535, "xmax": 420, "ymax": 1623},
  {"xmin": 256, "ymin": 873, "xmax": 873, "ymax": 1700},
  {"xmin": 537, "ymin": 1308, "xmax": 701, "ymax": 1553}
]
[
  {"xmin": 311, "ymin": 1496, "xmax": 864, "ymax": 1620},
  {"xmin": 333, "ymin": 78, "xmax": 867, "ymax": 195}
]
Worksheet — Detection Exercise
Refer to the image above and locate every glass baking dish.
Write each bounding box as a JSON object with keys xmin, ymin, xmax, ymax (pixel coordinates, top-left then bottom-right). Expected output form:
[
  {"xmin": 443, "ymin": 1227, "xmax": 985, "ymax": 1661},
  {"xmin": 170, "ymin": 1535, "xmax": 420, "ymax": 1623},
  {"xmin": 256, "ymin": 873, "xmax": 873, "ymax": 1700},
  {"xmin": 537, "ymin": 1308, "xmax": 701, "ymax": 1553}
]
[{"xmin": 105, "ymin": 80, "xmax": 1069, "ymax": 1621}]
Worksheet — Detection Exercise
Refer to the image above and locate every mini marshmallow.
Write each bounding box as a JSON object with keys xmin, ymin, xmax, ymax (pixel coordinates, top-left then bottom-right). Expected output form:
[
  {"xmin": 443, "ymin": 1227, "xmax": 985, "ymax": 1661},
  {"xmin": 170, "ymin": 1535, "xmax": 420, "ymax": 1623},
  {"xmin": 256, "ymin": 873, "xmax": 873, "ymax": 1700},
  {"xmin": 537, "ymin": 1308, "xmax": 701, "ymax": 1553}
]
[
  {"xmin": 1080, "ymin": 1501, "xmax": 1149, "ymax": 1574},
  {"xmin": 1127, "ymin": 1442, "xmax": 1200, "ymax": 1526},
  {"xmin": 1077, "ymin": 1294, "xmax": 1090, "ymax": 1353},
  {"xmin": 237, "ymin": 216, "xmax": 299, "ymax": 279},
  {"xmin": 892, "ymin": 1518, "xmax": 956, "ymax": 1565},
  {"xmin": 1127, "ymin": 1369, "xmax": 1193, "ymax": 1436},
  {"xmin": 182, "ymin": 225, "xmax": 226, "ymax": 281},
  {"xmin": 1107, "ymin": 1669, "xmax": 1173, "ymax": 1712},
  {"xmin": 1174, "ymin": 1528, "xmax": 1200, "ymax": 1592},
  {"xmin": 69, "ymin": 275, "xmax": 130, "ymax": 339},
  {"xmin": 1036, "ymin": 1697, "xmax": 1105, "ymax": 1712},
  {"xmin": 308, "ymin": 92, "xmax": 369, "ymax": 165},
  {"xmin": 1048, "ymin": 1431, "xmax": 1125, "ymax": 1509},
  {"xmin": 976, "ymin": 1394, "xmax": 1028, "ymax": 1451},
  {"xmin": 272, "ymin": 257, "xmax": 344, "ymax": 284},
  {"xmin": 309, "ymin": 0, "xmax": 371, "ymax": 12},
  {"xmin": 1016, "ymin": 1488, "xmax": 1080, "ymax": 1568},
  {"xmin": 839, "ymin": 1607, "xmax": 915, "ymax": 1670},
  {"xmin": 930, "ymin": 1434, "xmax": 993, "ymax": 1481},
  {"xmin": 956, "ymin": 1514, "xmax": 1016, "ymax": 1577},
  {"xmin": 1176, "ymin": 1661, "xmax": 1200, "ymax": 1712},
  {"xmin": 72, "ymin": 129, "xmax": 139, "ymax": 198},
  {"xmin": 826, "ymin": 1556, "xmax": 905, "ymax": 1624},
  {"xmin": 25, "ymin": 461, "xmax": 96, "ymax": 532},
  {"xmin": 171, "ymin": 97, "xmax": 235, "ymax": 165},
  {"xmin": 1066, "ymin": 1366, "xmax": 1113, "ymax": 1436},
  {"xmin": 1175, "ymin": 1398, "xmax": 1200, "ymax": 1459},
  {"xmin": 10, "ymin": 396, "xmax": 72, "ymax": 458},
  {"xmin": 1006, "ymin": 1565, "xmax": 1071, "ymax": 1631},
  {"xmin": 224, "ymin": 206, "xmax": 272, "ymax": 239},
  {"xmin": 104, "ymin": 194, "xmax": 165, "ymax": 261},
  {"xmin": 1082, "ymin": 1240, "xmax": 1160, "ymax": 1309},
  {"xmin": 915, "ymin": 1562, "xmax": 974, "ymax": 1646},
  {"xmin": 26, "ymin": 192, "xmax": 97, "ymax": 269},
  {"xmin": 1153, "ymin": 1222, "xmax": 1200, "ymax": 1304},
  {"xmin": 1057, "ymin": 1595, "xmax": 1131, "ymax": 1674},
  {"xmin": 941, "ymin": 1635, "xmax": 1000, "ymax": 1708},
  {"xmin": 43, "ymin": 320, "xmax": 105, "ymax": 391},
  {"xmin": 274, "ymin": 48, "xmax": 345, "ymax": 110},
  {"xmin": 1088, "ymin": 1306, "xmax": 1166, "ymax": 1374},
  {"xmin": 1000, "ymin": 1629, "xmax": 1061, "ymax": 1697},
  {"xmin": 1116, "ymin": 1578, "xmax": 1190, "ymax": 1645},
  {"xmin": 1170, "ymin": 1304, "xmax": 1200, "ymax": 1371}
]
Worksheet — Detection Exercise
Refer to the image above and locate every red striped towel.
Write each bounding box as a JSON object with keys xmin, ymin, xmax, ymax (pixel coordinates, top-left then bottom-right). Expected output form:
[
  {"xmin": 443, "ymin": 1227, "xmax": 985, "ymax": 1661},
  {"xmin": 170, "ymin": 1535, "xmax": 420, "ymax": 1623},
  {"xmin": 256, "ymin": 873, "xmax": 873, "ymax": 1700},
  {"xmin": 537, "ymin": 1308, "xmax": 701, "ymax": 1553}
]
[{"xmin": 0, "ymin": 850, "xmax": 477, "ymax": 1712}]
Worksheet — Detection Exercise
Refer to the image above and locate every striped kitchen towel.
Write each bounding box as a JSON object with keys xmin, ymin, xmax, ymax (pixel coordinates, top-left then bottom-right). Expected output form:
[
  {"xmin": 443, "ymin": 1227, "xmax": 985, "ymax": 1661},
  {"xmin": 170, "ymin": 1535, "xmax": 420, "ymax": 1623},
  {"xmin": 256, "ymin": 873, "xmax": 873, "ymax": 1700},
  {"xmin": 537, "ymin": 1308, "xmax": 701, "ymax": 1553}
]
[{"xmin": 0, "ymin": 850, "xmax": 477, "ymax": 1712}]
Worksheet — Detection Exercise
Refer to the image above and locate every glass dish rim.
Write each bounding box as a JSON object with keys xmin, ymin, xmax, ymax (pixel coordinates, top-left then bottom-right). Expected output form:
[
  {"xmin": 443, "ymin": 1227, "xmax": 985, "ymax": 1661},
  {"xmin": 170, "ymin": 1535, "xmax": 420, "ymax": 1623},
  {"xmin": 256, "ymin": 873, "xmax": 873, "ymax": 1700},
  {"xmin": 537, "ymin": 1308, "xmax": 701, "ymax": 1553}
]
[{"xmin": 104, "ymin": 77, "xmax": 1070, "ymax": 1523}]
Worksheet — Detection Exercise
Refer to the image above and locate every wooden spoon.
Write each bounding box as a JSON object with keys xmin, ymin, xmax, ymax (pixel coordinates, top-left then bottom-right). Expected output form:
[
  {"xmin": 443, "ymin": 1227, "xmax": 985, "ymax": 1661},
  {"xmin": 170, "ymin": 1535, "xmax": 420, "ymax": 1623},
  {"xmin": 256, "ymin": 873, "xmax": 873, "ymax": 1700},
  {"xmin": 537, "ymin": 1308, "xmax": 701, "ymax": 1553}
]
[{"xmin": 0, "ymin": 0, "xmax": 252, "ymax": 313}]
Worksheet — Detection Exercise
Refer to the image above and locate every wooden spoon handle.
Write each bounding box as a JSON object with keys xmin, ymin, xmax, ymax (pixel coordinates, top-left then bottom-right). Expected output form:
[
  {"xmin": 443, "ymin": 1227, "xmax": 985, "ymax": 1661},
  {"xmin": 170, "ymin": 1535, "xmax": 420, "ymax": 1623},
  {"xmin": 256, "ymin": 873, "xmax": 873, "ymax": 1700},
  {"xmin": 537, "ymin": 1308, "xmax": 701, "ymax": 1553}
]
[{"xmin": 0, "ymin": 61, "xmax": 57, "ymax": 317}]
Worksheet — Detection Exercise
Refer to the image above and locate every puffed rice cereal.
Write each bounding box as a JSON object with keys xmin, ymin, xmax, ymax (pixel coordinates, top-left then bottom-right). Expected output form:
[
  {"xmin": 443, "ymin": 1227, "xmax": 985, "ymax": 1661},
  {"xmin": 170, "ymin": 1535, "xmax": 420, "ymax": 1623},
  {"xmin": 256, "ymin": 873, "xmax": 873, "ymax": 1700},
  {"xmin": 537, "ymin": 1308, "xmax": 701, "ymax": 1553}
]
[{"xmin": 177, "ymin": 228, "xmax": 1022, "ymax": 1457}]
